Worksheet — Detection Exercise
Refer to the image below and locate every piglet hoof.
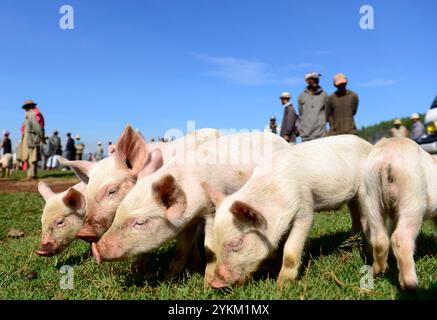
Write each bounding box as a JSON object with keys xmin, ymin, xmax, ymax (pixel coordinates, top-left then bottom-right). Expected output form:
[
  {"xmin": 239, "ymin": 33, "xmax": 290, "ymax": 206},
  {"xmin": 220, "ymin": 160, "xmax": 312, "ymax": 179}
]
[
  {"xmin": 400, "ymin": 282, "xmax": 418, "ymax": 294},
  {"xmin": 277, "ymin": 272, "xmax": 297, "ymax": 291},
  {"xmin": 400, "ymin": 275, "xmax": 419, "ymax": 293},
  {"xmin": 372, "ymin": 262, "xmax": 388, "ymax": 277},
  {"xmin": 277, "ymin": 278, "xmax": 292, "ymax": 292}
]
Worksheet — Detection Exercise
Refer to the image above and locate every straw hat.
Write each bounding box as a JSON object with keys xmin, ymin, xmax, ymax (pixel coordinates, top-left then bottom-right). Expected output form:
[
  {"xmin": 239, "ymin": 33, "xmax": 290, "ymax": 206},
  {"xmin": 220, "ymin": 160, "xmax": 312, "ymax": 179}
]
[
  {"xmin": 22, "ymin": 100, "xmax": 37, "ymax": 109},
  {"xmin": 279, "ymin": 92, "xmax": 291, "ymax": 99},
  {"xmin": 393, "ymin": 119, "xmax": 402, "ymax": 125}
]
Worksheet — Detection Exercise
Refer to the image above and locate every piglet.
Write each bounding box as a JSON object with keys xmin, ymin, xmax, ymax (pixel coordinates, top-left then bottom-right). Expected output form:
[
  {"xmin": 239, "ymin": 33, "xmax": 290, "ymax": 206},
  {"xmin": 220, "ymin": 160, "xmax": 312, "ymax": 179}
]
[
  {"xmin": 362, "ymin": 137, "xmax": 437, "ymax": 291},
  {"xmin": 36, "ymin": 181, "xmax": 87, "ymax": 256},
  {"xmin": 205, "ymin": 135, "xmax": 372, "ymax": 288}
]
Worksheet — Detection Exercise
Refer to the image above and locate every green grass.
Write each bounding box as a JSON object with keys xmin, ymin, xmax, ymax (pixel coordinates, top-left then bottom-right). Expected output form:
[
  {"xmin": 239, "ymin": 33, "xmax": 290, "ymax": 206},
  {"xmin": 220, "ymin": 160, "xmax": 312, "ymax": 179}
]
[
  {"xmin": 0, "ymin": 192, "xmax": 436, "ymax": 300},
  {"xmin": 4, "ymin": 170, "xmax": 76, "ymax": 181}
]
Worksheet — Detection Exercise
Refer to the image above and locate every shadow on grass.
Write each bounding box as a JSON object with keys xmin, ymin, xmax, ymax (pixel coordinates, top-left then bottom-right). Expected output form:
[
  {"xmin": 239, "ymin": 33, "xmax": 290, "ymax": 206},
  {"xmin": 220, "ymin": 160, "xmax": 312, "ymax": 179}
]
[
  {"xmin": 119, "ymin": 244, "xmax": 178, "ymax": 288},
  {"xmin": 398, "ymin": 282, "xmax": 437, "ymax": 300},
  {"xmin": 55, "ymin": 247, "xmax": 93, "ymax": 268}
]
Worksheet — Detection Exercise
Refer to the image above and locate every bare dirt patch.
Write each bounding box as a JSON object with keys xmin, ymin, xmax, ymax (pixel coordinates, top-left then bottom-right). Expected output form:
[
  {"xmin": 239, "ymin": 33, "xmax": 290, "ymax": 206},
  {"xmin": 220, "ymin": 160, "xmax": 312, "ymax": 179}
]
[{"xmin": 0, "ymin": 178, "xmax": 79, "ymax": 193}]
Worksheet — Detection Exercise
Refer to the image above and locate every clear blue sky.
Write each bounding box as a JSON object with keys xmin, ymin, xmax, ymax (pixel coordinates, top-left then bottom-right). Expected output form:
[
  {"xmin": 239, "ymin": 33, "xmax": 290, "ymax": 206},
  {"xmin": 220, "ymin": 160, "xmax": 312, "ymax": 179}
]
[{"xmin": 1, "ymin": 0, "xmax": 436, "ymax": 153}]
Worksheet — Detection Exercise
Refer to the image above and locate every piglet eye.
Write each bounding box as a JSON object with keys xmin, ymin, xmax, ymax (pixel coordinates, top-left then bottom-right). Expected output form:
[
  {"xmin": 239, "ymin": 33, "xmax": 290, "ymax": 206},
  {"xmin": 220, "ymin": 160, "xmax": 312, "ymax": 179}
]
[
  {"xmin": 55, "ymin": 218, "xmax": 65, "ymax": 228},
  {"xmin": 107, "ymin": 187, "xmax": 119, "ymax": 197},
  {"xmin": 133, "ymin": 218, "xmax": 149, "ymax": 229}
]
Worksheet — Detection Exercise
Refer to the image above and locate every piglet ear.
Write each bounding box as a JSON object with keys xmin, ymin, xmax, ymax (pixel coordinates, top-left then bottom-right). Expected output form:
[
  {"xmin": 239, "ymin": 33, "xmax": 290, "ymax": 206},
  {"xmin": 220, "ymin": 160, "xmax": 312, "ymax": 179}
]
[
  {"xmin": 138, "ymin": 149, "xmax": 164, "ymax": 180},
  {"xmin": 58, "ymin": 158, "xmax": 94, "ymax": 184},
  {"xmin": 115, "ymin": 124, "xmax": 149, "ymax": 177},
  {"xmin": 38, "ymin": 182, "xmax": 54, "ymax": 201},
  {"xmin": 230, "ymin": 201, "xmax": 267, "ymax": 230},
  {"xmin": 62, "ymin": 187, "xmax": 86, "ymax": 211},
  {"xmin": 201, "ymin": 182, "xmax": 225, "ymax": 209},
  {"xmin": 152, "ymin": 174, "xmax": 187, "ymax": 221},
  {"xmin": 73, "ymin": 182, "xmax": 87, "ymax": 194}
]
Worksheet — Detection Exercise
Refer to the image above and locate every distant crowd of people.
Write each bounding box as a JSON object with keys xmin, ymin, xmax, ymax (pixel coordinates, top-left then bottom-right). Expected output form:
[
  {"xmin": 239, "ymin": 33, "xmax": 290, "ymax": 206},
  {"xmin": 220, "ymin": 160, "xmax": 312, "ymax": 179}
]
[
  {"xmin": 265, "ymin": 72, "xmax": 359, "ymax": 143},
  {"xmin": 0, "ymin": 100, "xmax": 115, "ymax": 179},
  {"xmin": 390, "ymin": 113, "xmax": 426, "ymax": 142},
  {"xmin": 265, "ymin": 71, "xmax": 427, "ymax": 145}
]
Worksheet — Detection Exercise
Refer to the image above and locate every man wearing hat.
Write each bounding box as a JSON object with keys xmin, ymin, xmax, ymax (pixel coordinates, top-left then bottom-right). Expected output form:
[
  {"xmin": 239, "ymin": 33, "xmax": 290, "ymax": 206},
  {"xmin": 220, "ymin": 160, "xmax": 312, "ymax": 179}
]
[
  {"xmin": 95, "ymin": 141, "xmax": 104, "ymax": 161},
  {"xmin": 65, "ymin": 132, "xmax": 76, "ymax": 161},
  {"xmin": 297, "ymin": 72, "xmax": 328, "ymax": 142},
  {"xmin": 265, "ymin": 116, "xmax": 281, "ymax": 135},
  {"xmin": 278, "ymin": 92, "xmax": 298, "ymax": 143},
  {"xmin": 390, "ymin": 119, "xmax": 409, "ymax": 138},
  {"xmin": 410, "ymin": 113, "xmax": 426, "ymax": 142},
  {"xmin": 74, "ymin": 134, "xmax": 85, "ymax": 160},
  {"xmin": 326, "ymin": 73, "xmax": 359, "ymax": 136},
  {"xmin": 18, "ymin": 100, "xmax": 45, "ymax": 180}
]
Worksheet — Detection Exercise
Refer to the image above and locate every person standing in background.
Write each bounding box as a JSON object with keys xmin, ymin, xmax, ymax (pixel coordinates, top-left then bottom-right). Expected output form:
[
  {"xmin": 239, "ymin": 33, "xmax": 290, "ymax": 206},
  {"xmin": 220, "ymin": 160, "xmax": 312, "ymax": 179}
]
[
  {"xmin": 410, "ymin": 113, "xmax": 426, "ymax": 142},
  {"xmin": 1, "ymin": 131, "xmax": 13, "ymax": 177},
  {"xmin": 278, "ymin": 92, "xmax": 298, "ymax": 143},
  {"xmin": 265, "ymin": 116, "xmax": 281, "ymax": 135},
  {"xmin": 47, "ymin": 130, "xmax": 62, "ymax": 170},
  {"xmin": 95, "ymin": 141, "xmax": 104, "ymax": 161},
  {"xmin": 1, "ymin": 131, "xmax": 12, "ymax": 156},
  {"xmin": 390, "ymin": 119, "xmax": 409, "ymax": 138},
  {"xmin": 326, "ymin": 73, "xmax": 359, "ymax": 136},
  {"xmin": 108, "ymin": 141, "xmax": 116, "ymax": 155},
  {"xmin": 48, "ymin": 130, "xmax": 61, "ymax": 170},
  {"xmin": 65, "ymin": 133, "xmax": 76, "ymax": 161},
  {"xmin": 298, "ymin": 72, "xmax": 328, "ymax": 142},
  {"xmin": 18, "ymin": 100, "xmax": 45, "ymax": 180},
  {"xmin": 40, "ymin": 136, "xmax": 50, "ymax": 170},
  {"xmin": 74, "ymin": 135, "xmax": 85, "ymax": 160}
]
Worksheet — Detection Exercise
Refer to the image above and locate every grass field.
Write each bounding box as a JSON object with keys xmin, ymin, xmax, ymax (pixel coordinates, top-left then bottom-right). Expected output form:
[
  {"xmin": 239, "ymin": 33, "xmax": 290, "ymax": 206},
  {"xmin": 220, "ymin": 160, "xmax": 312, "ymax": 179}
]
[
  {"xmin": 0, "ymin": 191, "xmax": 436, "ymax": 300},
  {"xmin": 5, "ymin": 169, "xmax": 77, "ymax": 181}
]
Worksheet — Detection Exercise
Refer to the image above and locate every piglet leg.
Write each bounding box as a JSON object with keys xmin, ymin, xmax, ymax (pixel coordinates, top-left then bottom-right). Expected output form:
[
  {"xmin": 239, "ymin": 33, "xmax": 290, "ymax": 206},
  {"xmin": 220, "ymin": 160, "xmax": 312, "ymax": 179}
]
[
  {"xmin": 390, "ymin": 213, "xmax": 422, "ymax": 291},
  {"xmin": 277, "ymin": 208, "xmax": 313, "ymax": 289}
]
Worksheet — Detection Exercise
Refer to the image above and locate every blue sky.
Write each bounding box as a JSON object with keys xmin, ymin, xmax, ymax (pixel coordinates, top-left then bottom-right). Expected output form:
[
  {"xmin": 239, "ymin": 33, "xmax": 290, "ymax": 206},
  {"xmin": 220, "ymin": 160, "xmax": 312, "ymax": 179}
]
[{"xmin": 0, "ymin": 0, "xmax": 436, "ymax": 153}]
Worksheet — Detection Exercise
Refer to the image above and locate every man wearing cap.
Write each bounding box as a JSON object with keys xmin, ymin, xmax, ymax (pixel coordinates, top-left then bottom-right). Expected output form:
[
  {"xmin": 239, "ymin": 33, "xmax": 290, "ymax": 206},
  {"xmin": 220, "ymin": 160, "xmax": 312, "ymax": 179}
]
[
  {"xmin": 265, "ymin": 116, "xmax": 281, "ymax": 135},
  {"xmin": 95, "ymin": 141, "xmax": 104, "ymax": 161},
  {"xmin": 74, "ymin": 135, "xmax": 85, "ymax": 160},
  {"xmin": 65, "ymin": 133, "xmax": 76, "ymax": 161},
  {"xmin": 278, "ymin": 92, "xmax": 298, "ymax": 143},
  {"xmin": 390, "ymin": 119, "xmax": 409, "ymax": 138},
  {"xmin": 326, "ymin": 73, "xmax": 359, "ymax": 135},
  {"xmin": 18, "ymin": 100, "xmax": 45, "ymax": 180},
  {"xmin": 410, "ymin": 113, "xmax": 426, "ymax": 142},
  {"xmin": 298, "ymin": 72, "xmax": 328, "ymax": 142}
]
